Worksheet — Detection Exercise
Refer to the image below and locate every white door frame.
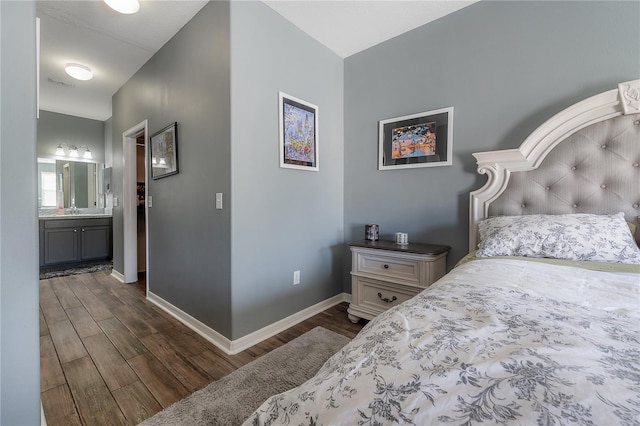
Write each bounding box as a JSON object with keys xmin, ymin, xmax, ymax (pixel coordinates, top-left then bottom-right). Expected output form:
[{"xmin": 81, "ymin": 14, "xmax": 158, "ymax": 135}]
[{"xmin": 122, "ymin": 120, "xmax": 149, "ymax": 284}]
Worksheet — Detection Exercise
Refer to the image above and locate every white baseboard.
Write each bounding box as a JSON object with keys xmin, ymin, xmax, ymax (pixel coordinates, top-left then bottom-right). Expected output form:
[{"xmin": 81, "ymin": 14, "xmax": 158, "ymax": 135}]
[
  {"xmin": 229, "ymin": 293, "xmax": 348, "ymax": 354},
  {"xmin": 146, "ymin": 291, "xmax": 351, "ymax": 355},
  {"xmin": 110, "ymin": 269, "xmax": 125, "ymax": 283},
  {"xmin": 146, "ymin": 292, "xmax": 232, "ymax": 353}
]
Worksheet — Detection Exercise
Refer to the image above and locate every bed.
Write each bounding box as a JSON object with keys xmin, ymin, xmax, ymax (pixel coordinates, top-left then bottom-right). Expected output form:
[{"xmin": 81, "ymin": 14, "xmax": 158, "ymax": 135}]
[{"xmin": 245, "ymin": 80, "xmax": 640, "ymax": 426}]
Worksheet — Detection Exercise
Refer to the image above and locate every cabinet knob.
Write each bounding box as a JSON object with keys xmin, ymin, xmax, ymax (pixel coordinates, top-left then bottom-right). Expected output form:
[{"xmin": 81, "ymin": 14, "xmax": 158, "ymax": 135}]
[
  {"xmin": 82, "ymin": 229, "xmax": 85, "ymax": 232},
  {"xmin": 73, "ymin": 229, "xmax": 77, "ymax": 233},
  {"xmin": 377, "ymin": 292, "xmax": 397, "ymax": 303},
  {"xmin": 383, "ymin": 264, "xmax": 389, "ymax": 269}
]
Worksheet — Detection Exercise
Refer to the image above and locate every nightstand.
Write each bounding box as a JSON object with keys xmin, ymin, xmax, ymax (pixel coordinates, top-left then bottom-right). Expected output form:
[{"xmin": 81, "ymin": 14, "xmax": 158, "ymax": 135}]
[{"xmin": 347, "ymin": 240, "xmax": 450, "ymax": 323}]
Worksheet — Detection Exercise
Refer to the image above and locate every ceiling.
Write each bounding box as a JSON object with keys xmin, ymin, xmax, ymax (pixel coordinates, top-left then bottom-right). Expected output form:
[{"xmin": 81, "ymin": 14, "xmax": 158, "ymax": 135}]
[
  {"xmin": 37, "ymin": 0, "xmax": 476, "ymax": 122},
  {"xmin": 263, "ymin": 1, "xmax": 475, "ymax": 58},
  {"xmin": 37, "ymin": 0, "xmax": 209, "ymax": 121}
]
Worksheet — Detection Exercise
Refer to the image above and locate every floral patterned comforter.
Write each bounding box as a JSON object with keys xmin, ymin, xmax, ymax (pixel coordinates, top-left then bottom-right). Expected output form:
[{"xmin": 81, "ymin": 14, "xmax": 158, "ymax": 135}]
[{"xmin": 246, "ymin": 258, "xmax": 640, "ymax": 426}]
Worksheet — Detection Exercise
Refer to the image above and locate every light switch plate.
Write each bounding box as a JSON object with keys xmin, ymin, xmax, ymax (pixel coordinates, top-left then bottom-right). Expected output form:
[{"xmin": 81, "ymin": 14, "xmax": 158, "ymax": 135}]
[{"xmin": 215, "ymin": 193, "xmax": 223, "ymax": 209}]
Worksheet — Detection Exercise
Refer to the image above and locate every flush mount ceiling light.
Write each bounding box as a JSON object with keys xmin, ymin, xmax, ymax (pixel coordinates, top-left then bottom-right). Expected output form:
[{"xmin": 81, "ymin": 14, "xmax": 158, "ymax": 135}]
[
  {"xmin": 65, "ymin": 63, "xmax": 93, "ymax": 81},
  {"xmin": 104, "ymin": 0, "xmax": 140, "ymax": 14}
]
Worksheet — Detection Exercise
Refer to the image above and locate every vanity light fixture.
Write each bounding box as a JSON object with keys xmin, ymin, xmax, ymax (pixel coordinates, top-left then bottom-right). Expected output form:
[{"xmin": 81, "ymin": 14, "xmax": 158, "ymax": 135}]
[
  {"xmin": 55, "ymin": 143, "xmax": 93, "ymax": 160},
  {"xmin": 104, "ymin": 0, "xmax": 140, "ymax": 14},
  {"xmin": 65, "ymin": 63, "xmax": 93, "ymax": 81}
]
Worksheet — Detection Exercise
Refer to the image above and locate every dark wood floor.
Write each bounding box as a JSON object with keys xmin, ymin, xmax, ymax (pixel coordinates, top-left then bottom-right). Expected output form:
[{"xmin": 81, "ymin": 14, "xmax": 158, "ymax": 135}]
[{"xmin": 40, "ymin": 270, "xmax": 365, "ymax": 426}]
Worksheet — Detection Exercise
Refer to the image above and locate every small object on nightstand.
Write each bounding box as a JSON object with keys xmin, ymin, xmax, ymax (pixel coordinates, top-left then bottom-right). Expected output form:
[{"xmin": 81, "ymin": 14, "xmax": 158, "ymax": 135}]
[
  {"xmin": 347, "ymin": 240, "xmax": 449, "ymax": 323},
  {"xmin": 395, "ymin": 232, "xmax": 408, "ymax": 244},
  {"xmin": 365, "ymin": 224, "xmax": 379, "ymax": 241}
]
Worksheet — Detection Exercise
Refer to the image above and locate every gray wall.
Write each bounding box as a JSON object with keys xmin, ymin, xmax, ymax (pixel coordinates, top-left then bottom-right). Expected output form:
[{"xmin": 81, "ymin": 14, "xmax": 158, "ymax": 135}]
[
  {"xmin": 111, "ymin": 1, "xmax": 233, "ymax": 336},
  {"xmin": 104, "ymin": 117, "xmax": 112, "ymax": 166},
  {"xmin": 108, "ymin": 0, "xmax": 638, "ymax": 343},
  {"xmin": 229, "ymin": 2, "xmax": 344, "ymax": 338},
  {"xmin": 37, "ymin": 110, "xmax": 105, "ymax": 163},
  {"xmin": 343, "ymin": 0, "xmax": 640, "ymax": 290},
  {"xmin": 112, "ymin": 0, "xmax": 344, "ymax": 340},
  {"xmin": 0, "ymin": 1, "xmax": 40, "ymax": 424}
]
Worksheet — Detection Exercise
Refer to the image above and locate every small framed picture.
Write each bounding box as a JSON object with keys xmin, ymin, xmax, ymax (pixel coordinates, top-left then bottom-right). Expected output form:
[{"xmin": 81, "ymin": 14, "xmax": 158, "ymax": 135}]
[
  {"xmin": 279, "ymin": 92, "xmax": 319, "ymax": 171},
  {"xmin": 150, "ymin": 122, "xmax": 178, "ymax": 179},
  {"xmin": 378, "ymin": 107, "xmax": 453, "ymax": 170}
]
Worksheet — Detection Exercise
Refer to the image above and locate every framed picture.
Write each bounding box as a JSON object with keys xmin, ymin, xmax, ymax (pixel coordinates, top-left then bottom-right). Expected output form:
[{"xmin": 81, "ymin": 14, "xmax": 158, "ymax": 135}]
[
  {"xmin": 378, "ymin": 107, "xmax": 454, "ymax": 170},
  {"xmin": 279, "ymin": 92, "xmax": 319, "ymax": 171},
  {"xmin": 150, "ymin": 122, "xmax": 178, "ymax": 179}
]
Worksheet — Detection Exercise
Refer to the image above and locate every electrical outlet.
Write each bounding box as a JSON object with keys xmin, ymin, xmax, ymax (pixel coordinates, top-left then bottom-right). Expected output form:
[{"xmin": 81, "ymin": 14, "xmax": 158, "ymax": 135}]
[{"xmin": 293, "ymin": 270, "xmax": 300, "ymax": 285}]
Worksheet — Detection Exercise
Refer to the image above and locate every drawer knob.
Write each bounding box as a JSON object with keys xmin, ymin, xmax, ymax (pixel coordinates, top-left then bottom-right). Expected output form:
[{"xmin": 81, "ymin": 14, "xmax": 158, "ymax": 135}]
[
  {"xmin": 383, "ymin": 264, "xmax": 389, "ymax": 269},
  {"xmin": 377, "ymin": 292, "xmax": 397, "ymax": 303}
]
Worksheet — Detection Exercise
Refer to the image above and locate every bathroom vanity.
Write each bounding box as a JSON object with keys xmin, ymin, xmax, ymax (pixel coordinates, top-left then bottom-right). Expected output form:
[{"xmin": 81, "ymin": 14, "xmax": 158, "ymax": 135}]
[
  {"xmin": 39, "ymin": 215, "xmax": 112, "ymax": 268},
  {"xmin": 37, "ymin": 156, "xmax": 113, "ymax": 269}
]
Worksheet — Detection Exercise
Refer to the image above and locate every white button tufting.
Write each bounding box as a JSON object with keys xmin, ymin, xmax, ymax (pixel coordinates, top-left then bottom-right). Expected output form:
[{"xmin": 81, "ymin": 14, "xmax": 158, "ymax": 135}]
[
  {"xmin": 634, "ymin": 163, "xmax": 639, "ymax": 167},
  {"xmin": 573, "ymin": 204, "xmax": 578, "ymax": 208},
  {"xmin": 634, "ymin": 204, "xmax": 639, "ymax": 209},
  {"xmin": 545, "ymin": 186, "xmax": 550, "ymax": 191},
  {"xmin": 521, "ymin": 204, "xmax": 526, "ymax": 208},
  {"xmin": 601, "ymin": 184, "xmax": 606, "ymax": 189},
  {"xmin": 601, "ymin": 144, "xmax": 607, "ymax": 149},
  {"xmin": 571, "ymin": 166, "xmax": 577, "ymax": 171}
]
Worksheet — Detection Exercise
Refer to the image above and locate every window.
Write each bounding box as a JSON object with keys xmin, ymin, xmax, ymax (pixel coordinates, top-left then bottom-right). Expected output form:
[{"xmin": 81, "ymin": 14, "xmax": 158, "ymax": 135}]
[{"xmin": 41, "ymin": 171, "xmax": 56, "ymax": 207}]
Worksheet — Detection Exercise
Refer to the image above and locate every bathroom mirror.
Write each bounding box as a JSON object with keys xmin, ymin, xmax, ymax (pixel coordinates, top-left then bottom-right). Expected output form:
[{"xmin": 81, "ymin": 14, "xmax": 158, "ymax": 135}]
[{"xmin": 37, "ymin": 158, "xmax": 101, "ymax": 210}]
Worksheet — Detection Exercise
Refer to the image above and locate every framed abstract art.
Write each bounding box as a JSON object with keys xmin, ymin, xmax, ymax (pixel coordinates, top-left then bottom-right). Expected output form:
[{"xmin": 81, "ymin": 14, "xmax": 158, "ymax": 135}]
[{"xmin": 279, "ymin": 92, "xmax": 319, "ymax": 171}]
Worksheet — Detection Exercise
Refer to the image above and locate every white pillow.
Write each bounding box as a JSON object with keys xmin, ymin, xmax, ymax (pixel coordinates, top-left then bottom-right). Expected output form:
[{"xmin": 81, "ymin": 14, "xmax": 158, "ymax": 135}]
[{"xmin": 477, "ymin": 212, "xmax": 640, "ymax": 264}]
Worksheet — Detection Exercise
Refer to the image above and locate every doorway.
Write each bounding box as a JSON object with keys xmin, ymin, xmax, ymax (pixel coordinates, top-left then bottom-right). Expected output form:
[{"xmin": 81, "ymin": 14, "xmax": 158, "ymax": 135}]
[
  {"xmin": 136, "ymin": 136, "xmax": 147, "ymax": 276},
  {"xmin": 62, "ymin": 162, "xmax": 71, "ymax": 206},
  {"xmin": 122, "ymin": 120, "xmax": 149, "ymax": 287}
]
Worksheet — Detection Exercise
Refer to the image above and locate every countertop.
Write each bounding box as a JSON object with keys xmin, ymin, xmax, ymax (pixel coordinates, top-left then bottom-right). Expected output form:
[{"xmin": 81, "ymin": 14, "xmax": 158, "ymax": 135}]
[{"xmin": 39, "ymin": 214, "xmax": 112, "ymax": 220}]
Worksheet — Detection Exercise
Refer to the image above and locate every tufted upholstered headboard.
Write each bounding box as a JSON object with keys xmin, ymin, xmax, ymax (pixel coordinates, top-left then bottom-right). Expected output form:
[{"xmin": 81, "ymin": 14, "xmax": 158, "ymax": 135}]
[{"xmin": 469, "ymin": 80, "xmax": 640, "ymax": 252}]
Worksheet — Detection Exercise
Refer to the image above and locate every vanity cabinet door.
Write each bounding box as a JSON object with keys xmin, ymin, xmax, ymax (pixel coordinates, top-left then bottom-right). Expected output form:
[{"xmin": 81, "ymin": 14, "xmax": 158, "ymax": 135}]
[
  {"xmin": 44, "ymin": 228, "xmax": 79, "ymax": 265},
  {"xmin": 81, "ymin": 225, "xmax": 111, "ymax": 261},
  {"xmin": 40, "ymin": 218, "xmax": 112, "ymax": 267}
]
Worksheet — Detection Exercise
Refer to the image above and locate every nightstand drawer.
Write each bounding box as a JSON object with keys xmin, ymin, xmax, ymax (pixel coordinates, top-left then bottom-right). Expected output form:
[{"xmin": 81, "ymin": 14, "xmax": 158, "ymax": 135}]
[
  {"xmin": 347, "ymin": 240, "xmax": 449, "ymax": 323},
  {"xmin": 355, "ymin": 251, "xmax": 421, "ymax": 283},
  {"xmin": 356, "ymin": 277, "xmax": 420, "ymax": 312}
]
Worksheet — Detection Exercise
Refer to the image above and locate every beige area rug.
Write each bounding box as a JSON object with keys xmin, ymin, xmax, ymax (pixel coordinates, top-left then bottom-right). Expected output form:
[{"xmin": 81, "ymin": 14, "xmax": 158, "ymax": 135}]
[{"xmin": 138, "ymin": 326, "xmax": 351, "ymax": 426}]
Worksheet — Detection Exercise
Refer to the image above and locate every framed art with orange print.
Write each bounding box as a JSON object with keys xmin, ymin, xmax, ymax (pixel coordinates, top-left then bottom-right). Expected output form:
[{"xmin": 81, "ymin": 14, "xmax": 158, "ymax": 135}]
[{"xmin": 378, "ymin": 107, "xmax": 453, "ymax": 170}]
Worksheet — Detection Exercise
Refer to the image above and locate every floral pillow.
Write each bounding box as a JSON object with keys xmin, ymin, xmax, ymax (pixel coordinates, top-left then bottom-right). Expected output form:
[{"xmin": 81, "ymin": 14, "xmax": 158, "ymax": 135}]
[{"xmin": 477, "ymin": 212, "xmax": 640, "ymax": 264}]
